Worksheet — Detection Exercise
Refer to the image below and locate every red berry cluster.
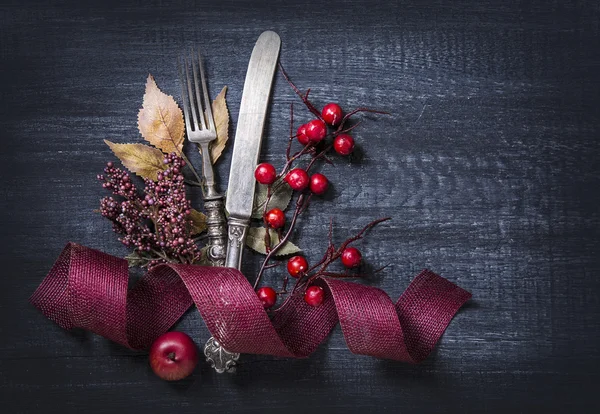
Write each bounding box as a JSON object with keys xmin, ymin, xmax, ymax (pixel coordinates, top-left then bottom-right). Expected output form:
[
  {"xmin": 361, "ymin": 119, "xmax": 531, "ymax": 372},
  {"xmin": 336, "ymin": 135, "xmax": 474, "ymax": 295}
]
[
  {"xmin": 254, "ymin": 100, "xmax": 353, "ymax": 238},
  {"xmin": 296, "ymin": 104, "xmax": 354, "ymax": 157},
  {"xmin": 98, "ymin": 154, "xmax": 201, "ymax": 267},
  {"xmin": 250, "ymin": 65, "xmax": 389, "ymax": 311},
  {"xmin": 256, "ymin": 231, "xmax": 373, "ymax": 309}
]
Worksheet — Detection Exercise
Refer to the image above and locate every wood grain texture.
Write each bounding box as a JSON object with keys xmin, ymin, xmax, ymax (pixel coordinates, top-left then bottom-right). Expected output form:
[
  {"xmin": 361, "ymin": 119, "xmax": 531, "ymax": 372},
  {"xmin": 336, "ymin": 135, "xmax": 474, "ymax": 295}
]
[{"xmin": 1, "ymin": 0, "xmax": 599, "ymax": 412}]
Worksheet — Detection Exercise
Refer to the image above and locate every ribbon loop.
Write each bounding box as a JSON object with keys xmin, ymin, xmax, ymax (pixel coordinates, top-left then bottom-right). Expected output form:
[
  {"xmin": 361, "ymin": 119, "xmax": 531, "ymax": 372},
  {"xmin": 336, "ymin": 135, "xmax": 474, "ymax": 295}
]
[{"xmin": 31, "ymin": 243, "xmax": 471, "ymax": 362}]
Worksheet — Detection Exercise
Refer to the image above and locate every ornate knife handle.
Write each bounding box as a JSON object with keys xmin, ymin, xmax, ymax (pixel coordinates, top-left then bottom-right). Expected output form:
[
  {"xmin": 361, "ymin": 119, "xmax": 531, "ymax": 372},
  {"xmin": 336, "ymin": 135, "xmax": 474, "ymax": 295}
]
[
  {"xmin": 202, "ymin": 215, "xmax": 246, "ymax": 374},
  {"xmin": 204, "ymin": 196, "xmax": 227, "ymax": 266},
  {"xmin": 225, "ymin": 217, "xmax": 249, "ymax": 269}
]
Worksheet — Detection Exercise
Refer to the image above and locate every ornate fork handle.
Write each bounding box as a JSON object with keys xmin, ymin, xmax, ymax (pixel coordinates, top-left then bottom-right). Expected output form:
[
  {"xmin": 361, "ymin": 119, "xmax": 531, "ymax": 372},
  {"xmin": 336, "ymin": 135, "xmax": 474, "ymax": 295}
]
[
  {"xmin": 203, "ymin": 197, "xmax": 227, "ymax": 266},
  {"xmin": 198, "ymin": 141, "xmax": 227, "ymax": 266}
]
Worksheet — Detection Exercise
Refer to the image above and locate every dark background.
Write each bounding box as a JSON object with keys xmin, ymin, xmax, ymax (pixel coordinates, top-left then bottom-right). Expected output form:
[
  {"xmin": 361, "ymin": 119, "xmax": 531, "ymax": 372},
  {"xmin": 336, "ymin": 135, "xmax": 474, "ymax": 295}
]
[{"xmin": 1, "ymin": 0, "xmax": 599, "ymax": 412}]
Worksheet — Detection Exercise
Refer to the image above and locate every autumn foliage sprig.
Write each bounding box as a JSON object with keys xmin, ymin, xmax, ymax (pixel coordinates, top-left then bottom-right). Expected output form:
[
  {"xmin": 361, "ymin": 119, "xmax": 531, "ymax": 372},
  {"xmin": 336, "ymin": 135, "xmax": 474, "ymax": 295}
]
[{"xmin": 98, "ymin": 75, "xmax": 230, "ymax": 268}]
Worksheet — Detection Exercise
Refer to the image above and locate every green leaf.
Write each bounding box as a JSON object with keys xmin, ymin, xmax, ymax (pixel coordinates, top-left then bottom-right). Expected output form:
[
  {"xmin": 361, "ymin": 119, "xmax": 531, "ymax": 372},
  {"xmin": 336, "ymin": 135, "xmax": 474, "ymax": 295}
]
[
  {"xmin": 251, "ymin": 177, "xmax": 293, "ymax": 219},
  {"xmin": 125, "ymin": 251, "xmax": 152, "ymax": 268},
  {"xmin": 245, "ymin": 226, "xmax": 301, "ymax": 256}
]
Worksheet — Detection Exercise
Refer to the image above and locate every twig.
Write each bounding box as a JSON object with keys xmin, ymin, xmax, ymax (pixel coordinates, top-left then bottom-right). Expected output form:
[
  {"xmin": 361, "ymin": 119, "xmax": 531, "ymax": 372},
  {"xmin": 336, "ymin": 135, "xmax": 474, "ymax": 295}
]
[
  {"xmin": 253, "ymin": 194, "xmax": 309, "ymax": 289},
  {"xmin": 306, "ymin": 144, "xmax": 333, "ymax": 172},
  {"xmin": 335, "ymin": 108, "xmax": 390, "ymax": 133},
  {"xmin": 286, "ymin": 103, "xmax": 295, "ymax": 162},
  {"xmin": 279, "ymin": 62, "xmax": 322, "ymax": 119}
]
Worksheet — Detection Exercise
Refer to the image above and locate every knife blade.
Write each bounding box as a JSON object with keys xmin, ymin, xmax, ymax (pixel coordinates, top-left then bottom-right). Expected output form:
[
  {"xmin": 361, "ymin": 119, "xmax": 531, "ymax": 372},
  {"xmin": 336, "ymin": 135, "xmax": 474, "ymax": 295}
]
[{"xmin": 225, "ymin": 31, "xmax": 281, "ymax": 269}]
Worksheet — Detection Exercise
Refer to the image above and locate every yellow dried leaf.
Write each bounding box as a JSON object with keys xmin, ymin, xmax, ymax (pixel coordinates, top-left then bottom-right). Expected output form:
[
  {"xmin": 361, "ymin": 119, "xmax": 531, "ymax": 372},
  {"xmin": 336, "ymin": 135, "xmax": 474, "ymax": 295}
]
[
  {"xmin": 104, "ymin": 140, "xmax": 167, "ymax": 180},
  {"xmin": 137, "ymin": 74, "xmax": 185, "ymax": 154},
  {"xmin": 199, "ymin": 86, "xmax": 229, "ymax": 163},
  {"xmin": 189, "ymin": 209, "xmax": 207, "ymax": 235}
]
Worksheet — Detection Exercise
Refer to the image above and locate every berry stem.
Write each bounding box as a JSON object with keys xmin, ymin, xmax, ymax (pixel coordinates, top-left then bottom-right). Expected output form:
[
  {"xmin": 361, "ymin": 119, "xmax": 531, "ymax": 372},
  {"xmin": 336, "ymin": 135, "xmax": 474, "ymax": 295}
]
[
  {"xmin": 253, "ymin": 194, "xmax": 309, "ymax": 289},
  {"xmin": 262, "ymin": 184, "xmax": 273, "ymax": 252},
  {"xmin": 176, "ymin": 149, "xmax": 204, "ymax": 192},
  {"xmin": 286, "ymin": 103, "xmax": 295, "ymax": 162},
  {"xmin": 309, "ymin": 217, "xmax": 391, "ymax": 275},
  {"xmin": 184, "ymin": 179, "xmax": 203, "ymax": 187},
  {"xmin": 280, "ymin": 145, "xmax": 313, "ymax": 176},
  {"xmin": 305, "ymin": 144, "xmax": 333, "ymax": 172},
  {"xmin": 335, "ymin": 108, "xmax": 390, "ymax": 133},
  {"xmin": 336, "ymin": 121, "xmax": 362, "ymax": 135},
  {"xmin": 277, "ymin": 217, "xmax": 392, "ymax": 304},
  {"xmin": 278, "ymin": 63, "xmax": 323, "ymax": 119}
]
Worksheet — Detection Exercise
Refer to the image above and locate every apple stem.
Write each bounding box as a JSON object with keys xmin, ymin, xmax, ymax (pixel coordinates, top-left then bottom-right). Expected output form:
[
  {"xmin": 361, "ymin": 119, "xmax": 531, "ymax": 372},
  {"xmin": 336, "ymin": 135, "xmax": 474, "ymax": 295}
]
[{"xmin": 167, "ymin": 352, "xmax": 176, "ymax": 361}]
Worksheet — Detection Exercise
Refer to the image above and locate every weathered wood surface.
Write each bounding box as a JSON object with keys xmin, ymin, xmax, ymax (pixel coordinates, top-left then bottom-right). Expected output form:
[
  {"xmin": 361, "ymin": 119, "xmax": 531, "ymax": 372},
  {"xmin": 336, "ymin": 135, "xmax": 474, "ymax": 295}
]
[{"xmin": 1, "ymin": 0, "xmax": 599, "ymax": 412}]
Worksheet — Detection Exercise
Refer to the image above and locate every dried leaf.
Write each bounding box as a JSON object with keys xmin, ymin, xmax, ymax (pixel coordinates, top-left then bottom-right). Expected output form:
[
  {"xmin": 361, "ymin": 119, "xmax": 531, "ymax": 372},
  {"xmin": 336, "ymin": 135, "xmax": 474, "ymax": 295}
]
[
  {"xmin": 252, "ymin": 177, "xmax": 293, "ymax": 219},
  {"xmin": 196, "ymin": 246, "xmax": 210, "ymax": 266},
  {"xmin": 246, "ymin": 227, "xmax": 301, "ymax": 256},
  {"xmin": 137, "ymin": 74, "xmax": 185, "ymax": 154},
  {"xmin": 189, "ymin": 209, "xmax": 207, "ymax": 235},
  {"xmin": 104, "ymin": 140, "xmax": 167, "ymax": 180},
  {"xmin": 199, "ymin": 86, "xmax": 229, "ymax": 163}
]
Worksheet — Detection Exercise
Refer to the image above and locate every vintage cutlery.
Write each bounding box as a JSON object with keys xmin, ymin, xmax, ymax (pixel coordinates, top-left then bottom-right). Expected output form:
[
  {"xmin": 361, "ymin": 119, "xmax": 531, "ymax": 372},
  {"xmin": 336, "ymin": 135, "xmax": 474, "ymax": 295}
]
[
  {"xmin": 202, "ymin": 31, "xmax": 281, "ymax": 373},
  {"xmin": 179, "ymin": 51, "xmax": 227, "ymax": 266},
  {"xmin": 225, "ymin": 30, "xmax": 281, "ymax": 270}
]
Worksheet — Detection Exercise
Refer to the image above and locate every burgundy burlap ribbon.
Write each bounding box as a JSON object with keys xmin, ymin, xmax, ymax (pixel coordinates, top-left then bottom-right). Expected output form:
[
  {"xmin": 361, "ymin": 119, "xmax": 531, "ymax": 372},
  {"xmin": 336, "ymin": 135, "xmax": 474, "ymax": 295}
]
[{"xmin": 30, "ymin": 243, "xmax": 471, "ymax": 362}]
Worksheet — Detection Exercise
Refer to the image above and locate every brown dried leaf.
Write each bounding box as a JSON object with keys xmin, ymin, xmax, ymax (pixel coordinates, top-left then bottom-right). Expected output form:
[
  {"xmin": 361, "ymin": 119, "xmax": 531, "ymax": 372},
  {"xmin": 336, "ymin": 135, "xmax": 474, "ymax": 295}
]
[
  {"xmin": 189, "ymin": 209, "xmax": 207, "ymax": 235},
  {"xmin": 104, "ymin": 140, "xmax": 167, "ymax": 180},
  {"xmin": 196, "ymin": 246, "xmax": 210, "ymax": 266},
  {"xmin": 245, "ymin": 227, "xmax": 301, "ymax": 256},
  {"xmin": 137, "ymin": 74, "xmax": 185, "ymax": 154},
  {"xmin": 199, "ymin": 86, "xmax": 229, "ymax": 163}
]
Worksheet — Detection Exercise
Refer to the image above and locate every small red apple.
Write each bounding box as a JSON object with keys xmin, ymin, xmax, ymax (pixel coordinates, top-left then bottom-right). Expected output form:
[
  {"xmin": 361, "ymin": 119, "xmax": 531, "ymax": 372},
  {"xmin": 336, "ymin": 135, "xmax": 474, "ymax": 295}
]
[{"xmin": 149, "ymin": 331, "xmax": 199, "ymax": 381}]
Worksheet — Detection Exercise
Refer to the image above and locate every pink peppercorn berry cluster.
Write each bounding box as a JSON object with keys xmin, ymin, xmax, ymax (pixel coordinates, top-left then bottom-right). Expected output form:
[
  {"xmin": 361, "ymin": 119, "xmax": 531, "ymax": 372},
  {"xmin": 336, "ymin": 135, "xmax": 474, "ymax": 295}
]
[{"xmin": 98, "ymin": 154, "xmax": 200, "ymax": 267}]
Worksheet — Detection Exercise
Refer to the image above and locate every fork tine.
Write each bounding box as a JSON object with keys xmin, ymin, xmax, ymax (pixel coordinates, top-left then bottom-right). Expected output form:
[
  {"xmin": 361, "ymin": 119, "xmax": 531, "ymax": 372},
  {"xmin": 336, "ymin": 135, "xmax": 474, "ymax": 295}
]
[
  {"xmin": 184, "ymin": 56, "xmax": 200, "ymax": 130},
  {"xmin": 191, "ymin": 49, "xmax": 207, "ymax": 131},
  {"xmin": 178, "ymin": 57, "xmax": 193, "ymax": 134},
  {"xmin": 198, "ymin": 50, "xmax": 216, "ymax": 133}
]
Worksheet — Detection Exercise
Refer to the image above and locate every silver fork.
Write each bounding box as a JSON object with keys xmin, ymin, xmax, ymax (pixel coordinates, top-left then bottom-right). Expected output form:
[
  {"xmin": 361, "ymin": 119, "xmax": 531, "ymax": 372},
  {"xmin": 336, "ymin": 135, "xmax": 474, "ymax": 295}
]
[
  {"xmin": 180, "ymin": 52, "xmax": 239, "ymax": 372},
  {"xmin": 179, "ymin": 51, "xmax": 227, "ymax": 267}
]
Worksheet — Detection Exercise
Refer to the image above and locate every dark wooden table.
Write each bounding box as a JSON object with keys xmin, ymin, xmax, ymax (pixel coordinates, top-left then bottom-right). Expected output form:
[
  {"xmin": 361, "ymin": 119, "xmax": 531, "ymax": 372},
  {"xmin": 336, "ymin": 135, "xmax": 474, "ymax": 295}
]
[{"xmin": 2, "ymin": 1, "xmax": 599, "ymax": 412}]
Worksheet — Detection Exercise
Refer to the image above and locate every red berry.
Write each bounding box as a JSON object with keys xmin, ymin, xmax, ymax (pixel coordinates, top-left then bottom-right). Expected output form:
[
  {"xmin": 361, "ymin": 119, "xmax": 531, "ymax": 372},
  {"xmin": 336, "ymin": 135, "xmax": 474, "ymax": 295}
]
[
  {"xmin": 341, "ymin": 247, "xmax": 362, "ymax": 268},
  {"xmin": 305, "ymin": 119, "xmax": 327, "ymax": 143},
  {"xmin": 265, "ymin": 208, "xmax": 285, "ymax": 229},
  {"xmin": 321, "ymin": 103, "xmax": 343, "ymax": 126},
  {"xmin": 285, "ymin": 168, "xmax": 309, "ymax": 191},
  {"xmin": 287, "ymin": 255, "xmax": 309, "ymax": 278},
  {"xmin": 257, "ymin": 287, "xmax": 277, "ymax": 309},
  {"xmin": 254, "ymin": 163, "xmax": 277, "ymax": 185},
  {"xmin": 304, "ymin": 285, "xmax": 325, "ymax": 307},
  {"xmin": 309, "ymin": 173, "xmax": 329, "ymax": 195},
  {"xmin": 297, "ymin": 124, "xmax": 310, "ymax": 145},
  {"xmin": 333, "ymin": 134, "xmax": 355, "ymax": 156}
]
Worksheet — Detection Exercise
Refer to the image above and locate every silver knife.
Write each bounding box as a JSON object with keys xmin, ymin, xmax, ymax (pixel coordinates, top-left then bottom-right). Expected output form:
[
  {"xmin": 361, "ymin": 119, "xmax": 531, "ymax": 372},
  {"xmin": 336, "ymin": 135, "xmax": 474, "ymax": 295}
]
[
  {"xmin": 225, "ymin": 31, "xmax": 281, "ymax": 269},
  {"xmin": 204, "ymin": 31, "xmax": 281, "ymax": 374}
]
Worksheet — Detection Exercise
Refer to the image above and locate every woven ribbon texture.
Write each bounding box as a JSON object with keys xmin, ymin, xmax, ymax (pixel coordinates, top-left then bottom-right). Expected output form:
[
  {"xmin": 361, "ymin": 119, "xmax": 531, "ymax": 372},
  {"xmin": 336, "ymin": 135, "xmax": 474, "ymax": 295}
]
[{"xmin": 30, "ymin": 243, "xmax": 471, "ymax": 362}]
